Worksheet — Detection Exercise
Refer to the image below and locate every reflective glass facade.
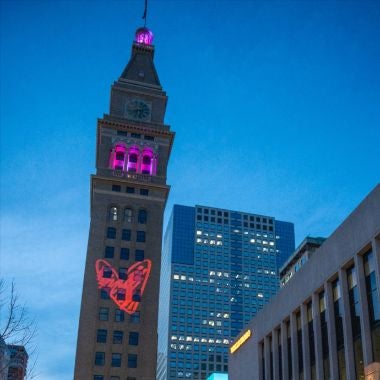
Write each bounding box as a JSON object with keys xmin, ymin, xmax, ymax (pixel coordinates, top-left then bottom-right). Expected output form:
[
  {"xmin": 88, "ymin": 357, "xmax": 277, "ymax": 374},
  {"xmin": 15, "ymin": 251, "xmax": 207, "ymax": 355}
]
[{"xmin": 158, "ymin": 205, "xmax": 295, "ymax": 380}]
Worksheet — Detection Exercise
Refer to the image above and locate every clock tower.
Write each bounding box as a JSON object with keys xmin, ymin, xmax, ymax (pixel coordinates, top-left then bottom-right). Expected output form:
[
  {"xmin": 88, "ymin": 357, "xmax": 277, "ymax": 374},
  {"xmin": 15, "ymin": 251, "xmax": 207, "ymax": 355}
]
[{"xmin": 74, "ymin": 26, "xmax": 174, "ymax": 380}]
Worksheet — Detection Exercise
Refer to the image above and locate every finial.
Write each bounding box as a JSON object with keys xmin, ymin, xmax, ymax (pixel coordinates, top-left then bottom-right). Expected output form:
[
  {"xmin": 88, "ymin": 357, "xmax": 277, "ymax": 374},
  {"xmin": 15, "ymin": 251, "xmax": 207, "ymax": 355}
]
[{"xmin": 142, "ymin": 0, "xmax": 148, "ymax": 27}]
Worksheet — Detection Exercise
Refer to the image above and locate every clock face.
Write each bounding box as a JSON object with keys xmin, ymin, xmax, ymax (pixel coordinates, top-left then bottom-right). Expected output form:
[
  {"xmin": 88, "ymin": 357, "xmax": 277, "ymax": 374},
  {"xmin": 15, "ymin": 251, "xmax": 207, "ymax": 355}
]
[{"xmin": 126, "ymin": 99, "xmax": 151, "ymax": 120}]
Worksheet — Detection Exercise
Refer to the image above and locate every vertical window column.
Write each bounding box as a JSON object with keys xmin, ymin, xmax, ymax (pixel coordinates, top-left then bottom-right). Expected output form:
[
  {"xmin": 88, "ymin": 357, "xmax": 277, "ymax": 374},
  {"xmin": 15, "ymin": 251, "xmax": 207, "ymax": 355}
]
[
  {"xmin": 280, "ymin": 321, "xmax": 289, "ymax": 380},
  {"xmin": 365, "ymin": 246, "xmax": 380, "ymax": 362},
  {"xmin": 290, "ymin": 313, "xmax": 299, "ymax": 380},
  {"xmin": 264, "ymin": 335, "xmax": 271, "ymax": 380},
  {"xmin": 259, "ymin": 341, "xmax": 265, "ymax": 380},
  {"xmin": 339, "ymin": 268, "xmax": 357, "ymax": 379},
  {"xmin": 272, "ymin": 329, "xmax": 280, "ymax": 380},
  {"xmin": 324, "ymin": 281, "xmax": 339, "ymax": 379},
  {"xmin": 355, "ymin": 252, "xmax": 375, "ymax": 365},
  {"xmin": 311, "ymin": 292, "xmax": 324, "ymax": 380},
  {"xmin": 300, "ymin": 303, "xmax": 311, "ymax": 380}
]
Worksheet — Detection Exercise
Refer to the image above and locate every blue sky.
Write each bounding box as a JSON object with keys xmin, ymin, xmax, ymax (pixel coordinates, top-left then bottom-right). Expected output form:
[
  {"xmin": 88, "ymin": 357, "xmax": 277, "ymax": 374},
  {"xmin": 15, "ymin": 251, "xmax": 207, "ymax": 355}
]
[{"xmin": 1, "ymin": 1, "xmax": 379, "ymax": 378}]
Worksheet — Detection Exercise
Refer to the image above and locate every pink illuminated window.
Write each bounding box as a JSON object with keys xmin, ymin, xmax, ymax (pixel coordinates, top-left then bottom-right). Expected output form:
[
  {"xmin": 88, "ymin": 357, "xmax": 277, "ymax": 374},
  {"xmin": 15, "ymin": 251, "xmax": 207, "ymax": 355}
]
[
  {"xmin": 141, "ymin": 148, "xmax": 155, "ymax": 175},
  {"xmin": 127, "ymin": 146, "xmax": 140, "ymax": 173},
  {"xmin": 110, "ymin": 144, "xmax": 127, "ymax": 171}
]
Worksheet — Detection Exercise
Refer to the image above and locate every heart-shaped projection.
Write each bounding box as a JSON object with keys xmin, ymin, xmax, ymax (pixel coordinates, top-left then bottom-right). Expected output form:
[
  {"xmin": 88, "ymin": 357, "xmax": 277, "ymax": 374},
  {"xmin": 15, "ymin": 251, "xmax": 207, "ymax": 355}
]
[{"xmin": 95, "ymin": 259, "xmax": 152, "ymax": 314}]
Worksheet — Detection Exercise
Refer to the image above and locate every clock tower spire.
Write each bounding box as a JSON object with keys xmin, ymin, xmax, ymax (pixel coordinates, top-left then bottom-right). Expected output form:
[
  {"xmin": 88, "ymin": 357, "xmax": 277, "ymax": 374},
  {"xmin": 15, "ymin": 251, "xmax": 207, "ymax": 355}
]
[{"xmin": 74, "ymin": 24, "xmax": 174, "ymax": 380}]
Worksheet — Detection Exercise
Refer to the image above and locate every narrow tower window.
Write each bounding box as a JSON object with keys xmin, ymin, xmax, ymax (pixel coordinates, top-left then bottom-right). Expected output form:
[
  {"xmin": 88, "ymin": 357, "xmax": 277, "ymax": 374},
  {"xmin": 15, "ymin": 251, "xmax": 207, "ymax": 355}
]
[
  {"xmin": 124, "ymin": 208, "xmax": 133, "ymax": 223},
  {"xmin": 110, "ymin": 144, "xmax": 126, "ymax": 171},
  {"xmin": 109, "ymin": 206, "xmax": 118, "ymax": 221},
  {"xmin": 127, "ymin": 146, "xmax": 140, "ymax": 173}
]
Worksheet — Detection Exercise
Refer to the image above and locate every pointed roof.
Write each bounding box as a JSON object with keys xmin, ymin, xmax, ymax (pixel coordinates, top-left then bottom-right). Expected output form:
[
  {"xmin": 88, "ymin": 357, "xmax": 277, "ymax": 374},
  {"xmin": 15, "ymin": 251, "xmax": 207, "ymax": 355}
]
[{"xmin": 120, "ymin": 28, "xmax": 161, "ymax": 88}]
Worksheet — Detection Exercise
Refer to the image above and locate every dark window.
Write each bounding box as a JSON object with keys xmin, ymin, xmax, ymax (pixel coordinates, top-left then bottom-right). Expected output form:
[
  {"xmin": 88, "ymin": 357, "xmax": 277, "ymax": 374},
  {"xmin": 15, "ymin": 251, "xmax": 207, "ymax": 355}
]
[
  {"xmin": 103, "ymin": 266, "xmax": 112, "ymax": 278},
  {"xmin": 115, "ymin": 309, "xmax": 124, "ymax": 322},
  {"xmin": 116, "ymin": 289, "xmax": 125, "ymax": 300},
  {"xmin": 140, "ymin": 188, "xmax": 149, "ymax": 196},
  {"xmin": 296, "ymin": 312, "xmax": 303, "ymax": 376},
  {"xmin": 319, "ymin": 292, "xmax": 330, "ymax": 379},
  {"xmin": 333, "ymin": 280, "xmax": 346, "ymax": 379},
  {"xmin": 136, "ymin": 231, "xmax": 146, "ymax": 243},
  {"xmin": 117, "ymin": 130, "xmax": 128, "ymax": 136},
  {"xmin": 119, "ymin": 268, "xmax": 128, "ymax": 280},
  {"xmin": 105, "ymin": 246, "xmax": 114, "ymax": 258},
  {"xmin": 112, "ymin": 185, "xmax": 121, "ymax": 192},
  {"xmin": 94, "ymin": 376, "xmax": 104, "ymax": 380},
  {"xmin": 113, "ymin": 330, "xmax": 123, "ymax": 344},
  {"xmin": 347, "ymin": 265, "xmax": 364, "ymax": 378},
  {"xmin": 127, "ymin": 377, "xmax": 137, "ymax": 380},
  {"xmin": 135, "ymin": 250, "xmax": 144, "ymax": 261},
  {"xmin": 124, "ymin": 208, "xmax": 133, "ymax": 222},
  {"xmin": 111, "ymin": 353, "xmax": 121, "ymax": 367},
  {"xmin": 144, "ymin": 135, "xmax": 154, "ymax": 141},
  {"xmin": 142, "ymin": 155, "xmax": 151, "ymax": 165},
  {"xmin": 122, "ymin": 229, "xmax": 131, "ymax": 241},
  {"xmin": 95, "ymin": 352, "xmax": 105, "ymax": 366},
  {"xmin": 128, "ymin": 354, "xmax": 138, "ymax": 368},
  {"xmin": 97, "ymin": 329, "xmax": 107, "ymax": 343},
  {"xmin": 99, "ymin": 307, "xmax": 109, "ymax": 321},
  {"xmin": 132, "ymin": 290, "xmax": 141, "ymax": 302},
  {"xmin": 107, "ymin": 227, "xmax": 116, "ymax": 239},
  {"xmin": 126, "ymin": 187, "xmax": 135, "ymax": 194},
  {"xmin": 129, "ymin": 332, "xmax": 139, "ymax": 345},
  {"xmin": 100, "ymin": 288, "xmax": 110, "ymax": 299},
  {"xmin": 130, "ymin": 311, "xmax": 140, "ymax": 323},
  {"xmin": 120, "ymin": 248, "xmax": 129, "ymax": 260},
  {"xmin": 138, "ymin": 209, "xmax": 147, "ymax": 224},
  {"xmin": 131, "ymin": 133, "xmax": 141, "ymax": 138},
  {"xmin": 129, "ymin": 153, "xmax": 138, "ymax": 163},
  {"xmin": 115, "ymin": 152, "xmax": 124, "ymax": 161}
]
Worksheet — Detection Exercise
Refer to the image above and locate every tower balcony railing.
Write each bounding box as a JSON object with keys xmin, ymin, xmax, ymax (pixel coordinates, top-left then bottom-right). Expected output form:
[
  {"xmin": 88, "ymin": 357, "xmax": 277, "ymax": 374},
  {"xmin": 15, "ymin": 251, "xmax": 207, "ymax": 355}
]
[{"xmin": 97, "ymin": 168, "xmax": 166, "ymax": 185}]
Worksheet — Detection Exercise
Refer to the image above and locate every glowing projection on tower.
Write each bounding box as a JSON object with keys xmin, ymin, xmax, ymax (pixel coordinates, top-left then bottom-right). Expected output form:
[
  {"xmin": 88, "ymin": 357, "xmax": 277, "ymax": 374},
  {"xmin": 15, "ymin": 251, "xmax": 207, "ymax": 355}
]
[{"xmin": 95, "ymin": 259, "xmax": 152, "ymax": 314}]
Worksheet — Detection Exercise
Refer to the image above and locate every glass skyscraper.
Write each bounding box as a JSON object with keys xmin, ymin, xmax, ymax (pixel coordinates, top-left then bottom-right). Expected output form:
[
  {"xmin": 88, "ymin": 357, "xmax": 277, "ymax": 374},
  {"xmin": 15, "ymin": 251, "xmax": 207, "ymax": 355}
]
[{"xmin": 157, "ymin": 204, "xmax": 295, "ymax": 380}]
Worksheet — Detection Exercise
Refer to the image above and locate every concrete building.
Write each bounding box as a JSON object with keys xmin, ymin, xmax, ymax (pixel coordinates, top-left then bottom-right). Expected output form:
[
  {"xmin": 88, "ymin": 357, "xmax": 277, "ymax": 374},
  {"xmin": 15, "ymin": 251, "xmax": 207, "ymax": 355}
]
[
  {"xmin": 74, "ymin": 26, "xmax": 174, "ymax": 380},
  {"xmin": 229, "ymin": 184, "xmax": 380, "ymax": 380},
  {"xmin": 280, "ymin": 237, "xmax": 326, "ymax": 288},
  {"xmin": 157, "ymin": 205, "xmax": 295, "ymax": 380}
]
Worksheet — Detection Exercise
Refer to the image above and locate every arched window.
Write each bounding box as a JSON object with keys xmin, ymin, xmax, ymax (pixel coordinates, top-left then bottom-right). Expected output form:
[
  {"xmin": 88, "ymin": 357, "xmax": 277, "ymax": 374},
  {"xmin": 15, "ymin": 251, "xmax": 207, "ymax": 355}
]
[
  {"xmin": 110, "ymin": 144, "xmax": 126, "ymax": 171},
  {"xmin": 109, "ymin": 206, "xmax": 118, "ymax": 221},
  {"xmin": 141, "ymin": 148, "xmax": 153, "ymax": 175},
  {"xmin": 138, "ymin": 209, "xmax": 147, "ymax": 224},
  {"xmin": 124, "ymin": 208, "xmax": 133, "ymax": 223},
  {"xmin": 127, "ymin": 146, "xmax": 140, "ymax": 173}
]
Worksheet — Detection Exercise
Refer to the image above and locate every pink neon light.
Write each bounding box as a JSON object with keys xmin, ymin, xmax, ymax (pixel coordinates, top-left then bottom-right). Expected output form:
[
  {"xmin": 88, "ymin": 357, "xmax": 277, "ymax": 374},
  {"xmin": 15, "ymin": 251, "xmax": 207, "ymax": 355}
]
[
  {"xmin": 95, "ymin": 259, "xmax": 152, "ymax": 314},
  {"xmin": 127, "ymin": 145, "xmax": 140, "ymax": 173},
  {"xmin": 110, "ymin": 144, "xmax": 126, "ymax": 170},
  {"xmin": 141, "ymin": 147, "xmax": 154, "ymax": 175},
  {"xmin": 109, "ymin": 144, "xmax": 157, "ymax": 176},
  {"xmin": 135, "ymin": 27, "xmax": 154, "ymax": 45}
]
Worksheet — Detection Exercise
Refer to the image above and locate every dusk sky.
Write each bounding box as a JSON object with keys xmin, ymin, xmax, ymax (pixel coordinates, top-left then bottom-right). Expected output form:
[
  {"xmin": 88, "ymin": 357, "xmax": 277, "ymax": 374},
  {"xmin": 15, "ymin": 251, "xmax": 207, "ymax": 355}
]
[{"xmin": 1, "ymin": 1, "xmax": 379, "ymax": 378}]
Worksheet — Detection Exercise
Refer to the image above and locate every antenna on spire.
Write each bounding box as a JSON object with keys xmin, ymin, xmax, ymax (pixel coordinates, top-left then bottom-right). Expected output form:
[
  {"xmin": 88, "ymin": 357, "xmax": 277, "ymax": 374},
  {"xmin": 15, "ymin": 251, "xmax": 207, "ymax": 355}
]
[{"xmin": 142, "ymin": 0, "xmax": 148, "ymax": 27}]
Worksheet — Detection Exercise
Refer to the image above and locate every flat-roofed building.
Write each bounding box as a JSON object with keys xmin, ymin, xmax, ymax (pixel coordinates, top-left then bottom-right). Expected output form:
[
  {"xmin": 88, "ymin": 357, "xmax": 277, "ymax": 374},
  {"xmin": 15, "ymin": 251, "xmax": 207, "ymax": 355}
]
[
  {"xmin": 280, "ymin": 236, "xmax": 326, "ymax": 287},
  {"xmin": 229, "ymin": 184, "xmax": 380, "ymax": 380}
]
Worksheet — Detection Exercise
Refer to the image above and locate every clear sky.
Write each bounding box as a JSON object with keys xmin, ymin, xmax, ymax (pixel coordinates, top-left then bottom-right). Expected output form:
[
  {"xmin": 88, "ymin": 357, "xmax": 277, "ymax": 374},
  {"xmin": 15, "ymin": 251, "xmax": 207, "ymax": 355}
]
[{"xmin": 1, "ymin": 1, "xmax": 379, "ymax": 378}]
